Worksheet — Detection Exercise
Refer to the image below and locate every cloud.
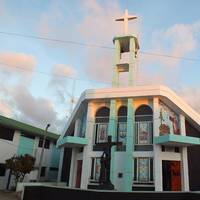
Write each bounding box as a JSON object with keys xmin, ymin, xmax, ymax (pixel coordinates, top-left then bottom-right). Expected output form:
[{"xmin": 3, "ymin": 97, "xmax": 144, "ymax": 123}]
[
  {"xmin": 177, "ymin": 87, "xmax": 200, "ymax": 114},
  {"xmin": 76, "ymin": 1, "xmax": 141, "ymax": 83},
  {"xmin": 52, "ymin": 64, "xmax": 76, "ymax": 77},
  {"xmin": 0, "ymin": 52, "xmax": 36, "ymax": 83},
  {"xmin": 0, "ymin": 101, "xmax": 11, "ymax": 117},
  {"xmin": 0, "ymin": 52, "xmax": 36, "ymax": 71},
  {"xmin": 138, "ymin": 21, "xmax": 200, "ymax": 86},
  {"xmin": 141, "ymin": 21, "xmax": 200, "ymax": 68},
  {"xmin": 49, "ymin": 64, "xmax": 76, "ymax": 102},
  {"xmin": 37, "ymin": 0, "xmax": 140, "ymax": 83},
  {"xmin": 11, "ymin": 84, "xmax": 58, "ymax": 131}
]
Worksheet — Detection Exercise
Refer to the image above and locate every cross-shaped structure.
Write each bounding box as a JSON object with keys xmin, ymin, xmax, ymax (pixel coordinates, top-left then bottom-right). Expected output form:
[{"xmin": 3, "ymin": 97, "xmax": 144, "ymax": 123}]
[
  {"xmin": 96, "ymin": 135, "xmax": 122, "ymax": 190},
  {"xmin": 115, "ymin": 9, "xmax": 137, "ymax": 35}
]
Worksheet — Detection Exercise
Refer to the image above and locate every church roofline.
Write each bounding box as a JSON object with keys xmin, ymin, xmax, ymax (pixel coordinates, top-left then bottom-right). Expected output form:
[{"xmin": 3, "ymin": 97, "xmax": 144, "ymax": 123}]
[{"xmin": 59, "ymin": 85, "xmax": 200, "ymax": 141}]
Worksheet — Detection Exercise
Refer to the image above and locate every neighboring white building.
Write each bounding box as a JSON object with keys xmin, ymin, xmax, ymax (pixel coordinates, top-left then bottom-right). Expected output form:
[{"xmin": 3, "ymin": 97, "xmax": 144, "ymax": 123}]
[
  {"xmin": 0, "ymin": 115, "xmax": 60, "ymax": 190},
  {"xmin": 57, "ymin": 10, "xmax": 200, "ymax": 192}
]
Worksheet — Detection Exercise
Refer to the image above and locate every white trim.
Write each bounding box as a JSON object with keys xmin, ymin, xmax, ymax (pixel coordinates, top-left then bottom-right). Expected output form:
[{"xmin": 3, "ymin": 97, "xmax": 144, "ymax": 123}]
[{"xmin": 59, "ymin": 85, "xmax": 200, "ymax": 143}]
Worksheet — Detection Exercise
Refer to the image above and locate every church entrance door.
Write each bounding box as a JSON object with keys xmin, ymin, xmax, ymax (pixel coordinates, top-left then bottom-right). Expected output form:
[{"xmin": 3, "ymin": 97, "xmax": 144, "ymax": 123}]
[
  {"xmin": 75, "ymin": 160, "xmax": 82, "ymax": 188},
  {"xmin": 162, "ymin": 161, "xmax": 181, "ymax": 191}
]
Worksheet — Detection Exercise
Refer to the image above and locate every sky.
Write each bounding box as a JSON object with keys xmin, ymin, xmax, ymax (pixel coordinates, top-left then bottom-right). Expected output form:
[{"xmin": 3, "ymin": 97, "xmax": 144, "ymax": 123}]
[{"xmin": 0, "ymin": 0, "xmax": 200, "ymax": 133}]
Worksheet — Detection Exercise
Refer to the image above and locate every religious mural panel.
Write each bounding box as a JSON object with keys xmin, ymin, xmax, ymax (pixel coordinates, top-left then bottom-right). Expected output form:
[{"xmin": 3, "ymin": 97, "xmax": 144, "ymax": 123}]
[
  {"xmin": 138, "ymin": 122, "xmax": 149, "ymax": 144},
  {"xmin": 97, "ymin": 124, "xmax": 108, "ymax": 143},
  {"xmin": 138, "ymin": 158, "xmax": 149, "ymax": 182},
  {"xmin": 118, "ymin": 122, "xmax": 127, "ymax": 145},
  {"xmin": 159, "ymin": 101, "xmax": 180, "ymax": 135}
]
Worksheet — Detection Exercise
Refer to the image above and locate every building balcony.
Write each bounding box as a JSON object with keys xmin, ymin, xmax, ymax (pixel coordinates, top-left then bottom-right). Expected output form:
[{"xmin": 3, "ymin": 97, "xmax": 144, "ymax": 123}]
[
  {"xmin": 57, "ymin": 136, "xmax": 88, "ymax": 148},
  {"xmin": 154, "ymin": 134, "xmax": 200, "ymax": 146}
]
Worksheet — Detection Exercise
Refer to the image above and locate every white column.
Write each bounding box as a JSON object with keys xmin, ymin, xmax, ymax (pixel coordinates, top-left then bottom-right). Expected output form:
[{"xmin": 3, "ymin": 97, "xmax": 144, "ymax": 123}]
[
  {"xmin": 80, "ymin": 102, "xmax": 95, "ymax": 189},
  {"xmin": 180, "ymin": 114, "xmax": 189, "ymax": 191},
  {"xmin": 74, "ymin": 119, "xmax": 81, "ymax": 137},
  {"xmin": 69, "ymin": 148, "xmax": 77, "ymax": 187},
  {"xmin": 57, "ymin": 147, "xmax": 64, "ymax": 182},
  {"xmin": 153, "ymin": 97, "xmax": 163, "ymax": 191}
]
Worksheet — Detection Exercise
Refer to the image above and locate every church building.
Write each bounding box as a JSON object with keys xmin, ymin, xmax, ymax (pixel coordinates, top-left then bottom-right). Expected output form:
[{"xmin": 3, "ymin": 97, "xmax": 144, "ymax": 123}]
[{"xmin": 57, "ymin": 10, "xmax": 200, "ymax": 192}]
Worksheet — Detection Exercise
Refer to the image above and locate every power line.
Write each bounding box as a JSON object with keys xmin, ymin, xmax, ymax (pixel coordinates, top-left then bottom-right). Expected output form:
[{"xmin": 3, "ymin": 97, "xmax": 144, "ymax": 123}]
[
  {"xmin": 0, "ymin": 61, "xmax": 111, "ymax": 85},
  {"xmin": 0, "ymin": 31, "xmax": 113, "ymax": 50},
  {"xmin": 140, "ymin": 51, "xmax": 200, "ymax": 62},
  {"xmin": 0, "ymin": 31, "xmax": 200, "ymax": 62}
]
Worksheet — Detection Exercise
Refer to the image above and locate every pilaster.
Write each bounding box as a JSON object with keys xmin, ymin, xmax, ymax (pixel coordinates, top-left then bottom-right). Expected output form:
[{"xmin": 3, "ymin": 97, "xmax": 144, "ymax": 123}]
[
  {"xmin": 108, "ymin": 99, "xmax": 117, "ymax": 182},
  {"xmin": 180, "ymin": 114, "xmax": 189, "ymax": 191},
  {"xmin": 153, "ymin": 97, "xmax": 163, "ymax": 191},
  {"xmin": 129, "ymin": 37, "xmax": 136, "ymax": 86},
  {"xmin": 80, "ymin": 102, "xmax": 95, "ymax": 189},
  {"xmin": 124, "ymin": 98, "xmax": 134, "ymax": 192},
  {"xmin": 57, "ymin": 147, "xmax": 64, "ymax": 182},
  {"xmin": 69, "ymin": 148, "xmax": 77, "ymax": 187},
  {"xmin": 112, "ymin": 39, "xmax": 120, "ymax": 87}
]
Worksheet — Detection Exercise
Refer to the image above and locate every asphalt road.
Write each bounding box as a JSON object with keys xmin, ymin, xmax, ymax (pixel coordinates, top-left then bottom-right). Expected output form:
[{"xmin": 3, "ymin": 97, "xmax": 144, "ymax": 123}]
[{"xmin": 0, "ymin": 190, "xmax": 19, "ymax": 200}]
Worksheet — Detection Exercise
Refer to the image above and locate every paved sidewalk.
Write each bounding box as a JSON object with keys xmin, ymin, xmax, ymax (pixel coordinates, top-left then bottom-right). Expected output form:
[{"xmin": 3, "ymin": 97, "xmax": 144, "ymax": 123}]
[{"xmin": 0, "ymin": 190, "xmax": 18, "ymax": 200}]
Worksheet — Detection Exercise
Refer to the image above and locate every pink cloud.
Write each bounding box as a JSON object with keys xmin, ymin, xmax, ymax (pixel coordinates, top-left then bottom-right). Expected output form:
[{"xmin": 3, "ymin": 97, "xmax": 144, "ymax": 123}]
[
  {"xmin": 0, "ymin": 52, "xmax": 36, "ymax": 80},
  {"xmin": 0, "ymin": 101, "xmax": 11, "ymax": 117},
  {"xmin": 141, "ymin": 21, "xmax": 200, "ymax": 68},
  {"xmin": 52, "ymin": 64, "xmax": 76, "ymax": 77}
]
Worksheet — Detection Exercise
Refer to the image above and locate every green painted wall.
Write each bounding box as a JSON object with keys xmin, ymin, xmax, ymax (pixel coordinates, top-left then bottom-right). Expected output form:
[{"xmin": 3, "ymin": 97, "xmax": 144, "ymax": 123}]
[
  {"xmin": 108, "ymin": 99, "xmax": 117, "ymax": 182},
  {"xmin": 112, "ymin": 39, "xmax": 120, "ymax": 87},
  {"xmin": 17, "ymin": 134, "xmax": 35, "ymax": 156},
  {"xmin": 50, "ymin": 145, "xmax": 60, "ymax": 168},
  {"xmin": 124, "ymin": 98, "xmax": 134, "ymax": 192}
]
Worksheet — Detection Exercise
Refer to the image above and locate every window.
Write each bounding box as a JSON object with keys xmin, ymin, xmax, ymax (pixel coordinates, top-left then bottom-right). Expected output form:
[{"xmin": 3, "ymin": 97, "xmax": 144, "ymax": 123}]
[
  {"xmin": 21, "ymin": 132, "xmax": 35, "ymax": 139},
  {"xmin": 135, "ymin": 121, "xmax": 153, "ymax": 145},
  {"xmin": 40, "ymin": 167, "xmax": 46, "ymax": 177},
  {"xmin": 94, "ymin": 107, "xmax": 110, "ymax": 144},
  {"xmin": 90, "ymin": 158, "xmax": 101, "ymax": 182},
  {"xmin": 95, "ymin": 123, "xmax": 108, "ymax": 143},
  {"xmin": 0, "ymin": 126, "xmax": 15, "ymax": 141},
  {"xmin": 49, "ymin": 167, "xmax": 58, "ymax": 171},
  {"xmin": 38, "ymin": 138, "xmax": 50, "ymax": 149},
  {"xmin": 0, "ymin": 163, "xmax": 6, "ymax": 176},
  {"xmin": 118, "ymin": 122, "xmax": 127, "ymax": 143},
  {"xmin": 134, "ymin": 157, "xmax": 153, "ymax": 183}
]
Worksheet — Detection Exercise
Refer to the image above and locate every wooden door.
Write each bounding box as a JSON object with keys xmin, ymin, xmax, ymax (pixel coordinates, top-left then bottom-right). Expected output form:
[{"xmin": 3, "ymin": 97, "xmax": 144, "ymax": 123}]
[
  {"xmin": 75, "ymin": 160, "xmax": 82, "ymax": 188},
  {"xmin": 171, "ymin": 161, "xmax": 181, "ymax": 191}
]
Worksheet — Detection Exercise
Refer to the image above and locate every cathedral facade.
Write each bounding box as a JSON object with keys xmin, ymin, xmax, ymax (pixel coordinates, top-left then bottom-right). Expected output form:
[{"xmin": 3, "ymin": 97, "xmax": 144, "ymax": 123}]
[{"xmin": 57, "ymin": 10, "xmax": 200, "ymax": 192}]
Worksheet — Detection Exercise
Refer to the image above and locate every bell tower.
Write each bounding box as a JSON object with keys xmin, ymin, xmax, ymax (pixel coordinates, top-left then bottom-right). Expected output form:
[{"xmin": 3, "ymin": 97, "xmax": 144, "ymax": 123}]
[{"xmin": 112, "ymin": 9, "xmax": 139, "ymax": 87}]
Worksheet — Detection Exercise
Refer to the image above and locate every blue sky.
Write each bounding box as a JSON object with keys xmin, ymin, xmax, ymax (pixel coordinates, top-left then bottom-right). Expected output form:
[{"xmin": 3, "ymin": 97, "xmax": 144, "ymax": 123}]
[{"xmin": 0, "ymin": 0, "xmax": 199, "ymax": 133}]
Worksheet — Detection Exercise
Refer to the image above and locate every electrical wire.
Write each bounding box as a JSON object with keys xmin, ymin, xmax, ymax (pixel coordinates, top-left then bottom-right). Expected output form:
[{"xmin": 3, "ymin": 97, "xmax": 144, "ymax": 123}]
[
  {"xmin": 0, "ymin": 61, "xmax": 111, "ymax": 85},
  {"xmin": 0, "ymin": 31, "xmax": 200, "ymax": 62}
]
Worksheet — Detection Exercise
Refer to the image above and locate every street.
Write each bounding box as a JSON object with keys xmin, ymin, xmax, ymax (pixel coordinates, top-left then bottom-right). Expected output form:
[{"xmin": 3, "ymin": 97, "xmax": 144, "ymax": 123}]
[{"xmin": 0, "ymin": 190, "xmax": 19, "ymax": 200}]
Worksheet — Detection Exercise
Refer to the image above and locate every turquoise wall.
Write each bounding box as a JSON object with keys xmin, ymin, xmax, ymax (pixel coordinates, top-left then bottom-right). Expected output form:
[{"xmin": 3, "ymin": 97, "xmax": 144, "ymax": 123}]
[
  {"xmin": 17, "ymin": 134, "xmax": 35, "ymax": 156},
  {"xmin": 50, "ymin": 144, "xmax": 60, "ymax": 168}
]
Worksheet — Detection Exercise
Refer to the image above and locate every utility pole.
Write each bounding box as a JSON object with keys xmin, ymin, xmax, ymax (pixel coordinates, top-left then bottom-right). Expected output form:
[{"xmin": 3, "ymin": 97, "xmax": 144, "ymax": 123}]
[{"xmin": 37, "ymin": 123, "xmax": 50, "ymax": 182}]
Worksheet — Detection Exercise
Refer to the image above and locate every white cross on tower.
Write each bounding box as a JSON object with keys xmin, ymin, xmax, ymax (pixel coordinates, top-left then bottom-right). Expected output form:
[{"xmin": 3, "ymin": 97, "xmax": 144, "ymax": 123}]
[{"xmin": 115, "ymin": 9, "xmax": 137, "ymax": 35}]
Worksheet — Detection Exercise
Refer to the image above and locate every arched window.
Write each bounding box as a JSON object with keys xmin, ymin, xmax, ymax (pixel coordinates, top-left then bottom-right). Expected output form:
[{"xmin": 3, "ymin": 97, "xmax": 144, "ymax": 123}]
[
  {"xmin": 95, "ymin": 107, "xmax": 110, "ymax": 123},
  {"xmin": 94, "ymin": 107, "xmax": 110, "ymax": 144},
  {"xmin": 118, "ymin": 106, "xmax": 127, "ymax": 122},
  {"xmin": 135, "ymin": 105, "xmax": 153, "ymax": 146},
  {"xmin": 135, "ymin": 105, "xmax": 153, "ymax": 122}
]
